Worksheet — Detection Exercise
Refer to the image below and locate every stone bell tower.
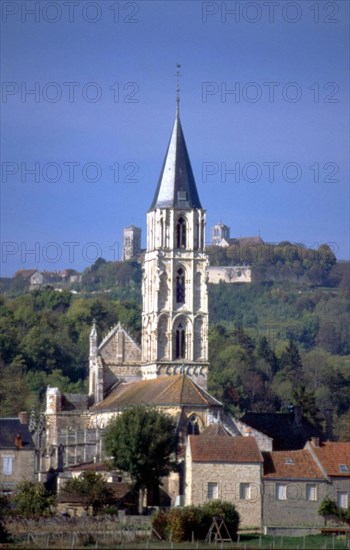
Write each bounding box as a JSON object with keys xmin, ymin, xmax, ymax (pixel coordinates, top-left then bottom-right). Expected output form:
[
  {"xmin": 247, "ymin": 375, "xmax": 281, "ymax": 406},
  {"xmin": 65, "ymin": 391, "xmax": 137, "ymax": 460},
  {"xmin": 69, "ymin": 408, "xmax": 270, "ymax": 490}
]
[{"xmin": 141, "ymin": 99, "xmax": 209, "ymax": 388}]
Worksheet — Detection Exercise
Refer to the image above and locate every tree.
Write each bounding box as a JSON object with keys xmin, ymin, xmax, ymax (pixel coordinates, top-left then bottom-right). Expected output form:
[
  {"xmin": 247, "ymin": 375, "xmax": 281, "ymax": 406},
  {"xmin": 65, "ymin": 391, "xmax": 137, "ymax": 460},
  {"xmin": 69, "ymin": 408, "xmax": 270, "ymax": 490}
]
[
  {"xmin": 103, "ymin": 406, "xmax": 178, "ymax": 514},
  {"xmin": 13, "ymin": 481, "xmax": 55, "ymax": 518},
  {"xmin": 61, "ymin": 471, "xmax": 113, "ymax": 515}
]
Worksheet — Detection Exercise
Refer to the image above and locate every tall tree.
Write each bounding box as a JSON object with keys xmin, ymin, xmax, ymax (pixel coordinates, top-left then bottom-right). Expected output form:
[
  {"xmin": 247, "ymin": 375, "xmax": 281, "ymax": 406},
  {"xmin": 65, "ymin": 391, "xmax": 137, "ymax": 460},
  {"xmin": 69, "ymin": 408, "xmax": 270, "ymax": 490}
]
[{"xmin": 103, "ymin": 406, "xmax": 178, "ymax": 514}]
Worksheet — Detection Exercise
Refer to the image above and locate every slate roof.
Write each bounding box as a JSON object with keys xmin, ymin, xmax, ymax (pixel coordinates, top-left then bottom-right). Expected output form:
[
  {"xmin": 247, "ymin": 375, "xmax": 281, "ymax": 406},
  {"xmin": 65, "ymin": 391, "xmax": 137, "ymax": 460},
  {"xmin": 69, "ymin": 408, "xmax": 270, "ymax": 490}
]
[
  {"xmin": 149, "ymin": 111, "xmax": 202, "ymax": 210},
  {"xmin": 201, "ymin": 423, "xmax": 232, "ymax": 437},
  {"xmin": 0, "ymin": 418, "xmax": 35, "ymax": 449},
  {"xmin": 240, "ymin": 412, "xmax": 324, "ymax": 451},
  {"xmin": 310, "ymin": 442, "xmax": 350, "ymax": 477},
  {"xmin": 263, "ymin": 450, "xmax": 326, "ymax": 480},
  {"xmin": 91, "ymin": 374, "xmax": 222, "ymax": 411},
  {"xmin": 189, "ymin": 435, "xmax": 263, "ymax": 463}
]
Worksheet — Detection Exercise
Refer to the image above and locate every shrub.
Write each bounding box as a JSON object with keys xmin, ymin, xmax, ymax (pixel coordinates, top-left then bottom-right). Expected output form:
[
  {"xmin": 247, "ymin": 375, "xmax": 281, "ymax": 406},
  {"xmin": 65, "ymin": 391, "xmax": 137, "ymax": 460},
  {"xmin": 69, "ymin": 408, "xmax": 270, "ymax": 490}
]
[{"xmin": 152, "ymin": 501, "xmax": 240, "ymax": 542}]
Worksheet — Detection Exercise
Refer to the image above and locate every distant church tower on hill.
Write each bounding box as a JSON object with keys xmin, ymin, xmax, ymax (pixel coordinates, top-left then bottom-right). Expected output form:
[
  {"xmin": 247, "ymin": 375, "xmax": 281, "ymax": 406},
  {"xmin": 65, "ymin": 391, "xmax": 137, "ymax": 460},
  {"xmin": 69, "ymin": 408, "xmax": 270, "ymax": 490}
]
[
  {"xmin": 123, "ymin": 225, "xmax": 142, "ymax": 261},
  {"xmin": 141, "ymin": 99, "xmax": 209, "ymax": 387}
]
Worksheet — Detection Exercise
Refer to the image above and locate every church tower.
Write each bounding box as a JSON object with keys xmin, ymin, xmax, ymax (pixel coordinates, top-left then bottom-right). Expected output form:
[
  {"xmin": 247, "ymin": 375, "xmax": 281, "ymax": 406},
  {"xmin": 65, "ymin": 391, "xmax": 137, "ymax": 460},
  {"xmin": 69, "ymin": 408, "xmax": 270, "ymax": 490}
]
[{"xmin": 141, "ymin": 100, "xmax": 209, "ymax": 388}]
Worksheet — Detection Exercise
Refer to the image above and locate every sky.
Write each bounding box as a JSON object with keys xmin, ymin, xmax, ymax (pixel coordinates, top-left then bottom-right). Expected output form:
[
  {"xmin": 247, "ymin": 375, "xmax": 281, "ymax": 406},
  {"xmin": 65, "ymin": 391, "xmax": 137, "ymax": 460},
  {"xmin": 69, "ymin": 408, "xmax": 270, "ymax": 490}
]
[{"xmin": 1, "ymin": 0, "xmax": 349, "ymax": 276}]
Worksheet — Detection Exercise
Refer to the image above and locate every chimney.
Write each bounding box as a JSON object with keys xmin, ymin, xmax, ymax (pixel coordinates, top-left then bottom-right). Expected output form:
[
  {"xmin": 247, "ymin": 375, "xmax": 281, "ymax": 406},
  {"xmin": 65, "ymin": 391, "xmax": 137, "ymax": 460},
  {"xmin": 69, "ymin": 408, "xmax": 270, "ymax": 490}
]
[
  {"xmin": 18, "ymin": 411, "xmax": 28, "ymax": 424},
  {"xmin": 311, "ymin": 437, "xmax": 320, "ymax": 447},
  {"xmin": 294, "ymin": 406, "xmax": 302, "ymax": 427},
  {"xmin": 324, "ymin": 409, "xmax": 334, "ymax": 441},
  {"xmin": 15, "ymin": 433, "xmax": 23, "ymax": 449}
]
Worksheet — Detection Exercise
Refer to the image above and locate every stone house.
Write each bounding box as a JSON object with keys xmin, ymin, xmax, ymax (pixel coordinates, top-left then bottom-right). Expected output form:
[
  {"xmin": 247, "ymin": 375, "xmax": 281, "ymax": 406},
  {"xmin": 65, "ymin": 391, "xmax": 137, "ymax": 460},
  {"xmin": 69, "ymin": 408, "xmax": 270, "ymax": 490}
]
[
  {"xmin": 0, "ymin": 413, "xmax": 36, "ymax": 495},
  {"xmin": 185, "ymin": 434, "xmax": 263, "ymax": 529},
  {"xmin": 262, "ymin": 448, "xmax": 329, "ymax": 534},
  {"xmin": 306, "ymin": 439, "xmax": 350, "ymax": 511}
]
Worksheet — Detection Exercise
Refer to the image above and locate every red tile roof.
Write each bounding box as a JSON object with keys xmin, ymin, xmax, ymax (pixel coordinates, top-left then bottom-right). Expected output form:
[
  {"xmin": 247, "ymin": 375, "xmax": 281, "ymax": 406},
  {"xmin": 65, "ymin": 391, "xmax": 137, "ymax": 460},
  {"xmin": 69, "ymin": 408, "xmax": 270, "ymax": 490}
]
[
  {"xmin": 310, "ymin": 441, "xmax": 350, "ymax": 477},
  {"xmin": 92, "ymin": 374, "xmax": 222, "ymax": 410},
  {"xmin": 189, "ymin": 435, "xmax": 263, "ymax": 463},
  {"xmin": 263, "ymin": 450, "xmax": 326, "ymax": 480}
]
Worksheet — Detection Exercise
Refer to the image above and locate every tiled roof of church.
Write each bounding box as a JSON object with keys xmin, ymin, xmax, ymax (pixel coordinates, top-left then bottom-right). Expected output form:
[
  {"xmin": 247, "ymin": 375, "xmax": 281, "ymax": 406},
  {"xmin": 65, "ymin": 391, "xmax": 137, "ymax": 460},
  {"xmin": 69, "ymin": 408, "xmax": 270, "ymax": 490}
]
[
  {"xmin": 91, "ymin": 374, "xmax": 222, "ymax": 410},
  {"xmin": 263, "ymin": 450, "xmax": 326, "ymax": 480},
  {"xmin": 149, "ymin": 109, "xmax": 202, "ymax": 210},
  {"xmin": 189, "ymin": 435, "xmax": 263, "ymax": 463}
]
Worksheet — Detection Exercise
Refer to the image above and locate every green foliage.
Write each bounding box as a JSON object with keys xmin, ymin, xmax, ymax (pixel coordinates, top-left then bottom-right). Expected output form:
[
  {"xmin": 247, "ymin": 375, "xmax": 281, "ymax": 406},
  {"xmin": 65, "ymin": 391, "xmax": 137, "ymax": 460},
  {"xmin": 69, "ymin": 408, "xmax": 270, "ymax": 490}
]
[
  {"xmin": 61, "ymin": 471, "xmax": 114, "ymax": 514},
  {"xmin": 319, "ymin": 498, "xmax": 350, "ymax": 526},
  {"xmin": 152, "ymin": 501, "xmax": 240, "ymax": 542},
  {"xmin": 12, "ymin": 481, "xmax": 55, "ymax": 518},
  {"xmin": 104, "ymin": 406, "xmax": 178, "ymax": 492}
]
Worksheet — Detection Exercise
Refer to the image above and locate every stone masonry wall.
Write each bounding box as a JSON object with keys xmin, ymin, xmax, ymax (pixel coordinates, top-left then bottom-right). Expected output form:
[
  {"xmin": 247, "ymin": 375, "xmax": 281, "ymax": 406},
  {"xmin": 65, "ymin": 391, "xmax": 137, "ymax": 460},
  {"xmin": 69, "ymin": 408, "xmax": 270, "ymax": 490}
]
[{"xmin": 187, "ymin": 462, "xmax": 262, "ymax": 529}]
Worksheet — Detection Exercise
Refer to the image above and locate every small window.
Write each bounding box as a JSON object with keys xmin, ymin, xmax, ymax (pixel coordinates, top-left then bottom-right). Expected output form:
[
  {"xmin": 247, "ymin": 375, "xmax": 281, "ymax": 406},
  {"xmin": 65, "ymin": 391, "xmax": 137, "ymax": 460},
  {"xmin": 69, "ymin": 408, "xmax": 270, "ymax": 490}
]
[
  {"xmin": 240, "ymin": 483, "xmax": 251, "ymax": 500},
  {"xmin": 306, "ymin": 484, "xmax": 317, "ymax": 502},
  {"xmin": 337, "ymin": 492, "xmax": 348, "ymax": 509},
  {"xmin": 285, "ymin": 457, "xmax": 294, "ymax": 465},
  {"xmin": 276, "ymin": 483, "xmax": 287, "ymax": 501},
  {"xmin": 2, "ymin": 457, "xmax": 13, "ymax": 476},
  {"xmin": 339, "ymin": 464, "xmax": 349, "ymax": 473},
  {"xmin": 208, "ymin": 482, "xmax": 218, "ymax": 500}
]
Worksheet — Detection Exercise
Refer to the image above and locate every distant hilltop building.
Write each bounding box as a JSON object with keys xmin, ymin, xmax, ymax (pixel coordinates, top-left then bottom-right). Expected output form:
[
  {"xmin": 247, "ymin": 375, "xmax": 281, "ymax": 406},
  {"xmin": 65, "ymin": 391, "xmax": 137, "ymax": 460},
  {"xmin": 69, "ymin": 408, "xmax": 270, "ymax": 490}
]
[
  {"xmin": 123, "ymin": 225, "xmax": 142, "ymax": 261},
  {"xmin": 211, "ymin": 222, "xmax": 230, "ymax": 245},
  {"xmin": 211, "ymin": 222, "xmax": 264, "ymax": 249}
]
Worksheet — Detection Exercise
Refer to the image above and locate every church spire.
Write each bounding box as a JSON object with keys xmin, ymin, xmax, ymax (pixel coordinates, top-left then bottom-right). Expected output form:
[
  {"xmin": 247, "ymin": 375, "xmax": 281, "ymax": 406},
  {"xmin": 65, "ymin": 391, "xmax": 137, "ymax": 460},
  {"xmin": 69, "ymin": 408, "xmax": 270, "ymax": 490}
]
[{"xmin": 149, "ymin": 94, "xmax": 202, "ymax": 210}]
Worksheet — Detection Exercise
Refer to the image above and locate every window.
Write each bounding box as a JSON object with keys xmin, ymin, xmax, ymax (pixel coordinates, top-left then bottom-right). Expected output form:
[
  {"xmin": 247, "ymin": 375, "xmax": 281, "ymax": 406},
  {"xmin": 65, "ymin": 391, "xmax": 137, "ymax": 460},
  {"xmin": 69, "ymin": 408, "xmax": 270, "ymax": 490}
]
[
  {"xmin": 208, "ymin": 482, "xmax": 218, "ymax": 500},
  {"xmin": 339, "ymin": 464, "xmax": 349, "ymax": 473},
  {"xmin": 176, "ymin": 268, "xmax": 185, "ymax": 304},
  {"xmin": 306, "ymin": 484, "xmax": 317, "ymax": 502},
  {"xmin": 337, "ymin": 492, "xmax": 348, "ymax": 509},
  {"xmin": 175, "ymin": 322, "xmax": 185, "ymax": 359},
  {"xmin": 240, "ymin": 483, "xmax": 251, "ymax": 500},
  {"xmin": 276, "ymin": 483, "xmax": 287, "ymax": 501},
  {"xmin": 2, "ymin": 457, "xmax": 13, "ymax": 476},
  {"xmin": 187, "ymin": 414, "xmax": 200, "ymax": 435},
  {"xmin": 285, "ymin": 457, "xmax": 294, "ymax": 465},
  {"xmin": 176, "ymin": 217, "xmax": 186, "ymax": 249}
]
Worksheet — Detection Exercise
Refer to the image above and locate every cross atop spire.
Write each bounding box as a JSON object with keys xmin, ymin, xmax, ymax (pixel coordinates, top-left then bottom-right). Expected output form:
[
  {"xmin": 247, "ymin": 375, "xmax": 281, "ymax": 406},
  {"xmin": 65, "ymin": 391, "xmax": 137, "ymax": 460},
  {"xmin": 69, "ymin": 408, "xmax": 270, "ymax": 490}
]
[{"xmin": 175, "ymin": 64, "xmax": 182, "ymax": 115}]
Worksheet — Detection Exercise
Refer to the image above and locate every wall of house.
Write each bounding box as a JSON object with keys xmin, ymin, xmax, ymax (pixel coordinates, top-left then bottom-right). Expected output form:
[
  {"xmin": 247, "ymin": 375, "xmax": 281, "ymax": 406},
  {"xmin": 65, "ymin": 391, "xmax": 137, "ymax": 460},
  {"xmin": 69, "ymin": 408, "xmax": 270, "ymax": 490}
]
[
  {"xmin": 0, "ymin": 449, "xmax": 35, "ymax": 490},
  {"xmin": 186, "ymin": 460, "xmax": 262, "ymax": 528},
  {"xmin": 262, "ymin": 480, "xmax": 330, "ymax": 529}
]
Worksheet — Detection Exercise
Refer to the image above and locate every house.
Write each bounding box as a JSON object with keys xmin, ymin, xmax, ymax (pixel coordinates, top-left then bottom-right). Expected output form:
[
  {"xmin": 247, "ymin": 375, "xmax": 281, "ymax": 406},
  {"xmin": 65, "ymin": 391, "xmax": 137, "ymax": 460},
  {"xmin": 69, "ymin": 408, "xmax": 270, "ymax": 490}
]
[
  {"xmin": 262, "ymin": 448, "xmax": 328, "ymax": 534},
  {"xmin": 14, "ymin": 269, "xmax": 43, "ymax": 287},
  {"xmin": 0, "ymin": 412, "xmax": 36, "ymax": 495},
  {"xmin": 240, "ymin": 409, "xmax": 324, "ymax": 450},
  {"xmin": 306, "ymin": 439, "xmax": 350, "ymax": 511},
  {"xmin": 60, "ymin": 269, "xmax": 82, "ymax": 283},
  {"xmin": 185, "ymin": 434, "xmax": 263, "ymax": 528}
]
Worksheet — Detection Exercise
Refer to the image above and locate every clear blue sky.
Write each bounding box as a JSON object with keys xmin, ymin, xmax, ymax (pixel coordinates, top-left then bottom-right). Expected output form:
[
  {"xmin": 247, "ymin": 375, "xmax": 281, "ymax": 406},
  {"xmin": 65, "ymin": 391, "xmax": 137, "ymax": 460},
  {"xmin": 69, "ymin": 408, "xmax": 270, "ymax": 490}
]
[{"xmin": 1, "ymin": 0, "xmax": 349, "ymax": 276}]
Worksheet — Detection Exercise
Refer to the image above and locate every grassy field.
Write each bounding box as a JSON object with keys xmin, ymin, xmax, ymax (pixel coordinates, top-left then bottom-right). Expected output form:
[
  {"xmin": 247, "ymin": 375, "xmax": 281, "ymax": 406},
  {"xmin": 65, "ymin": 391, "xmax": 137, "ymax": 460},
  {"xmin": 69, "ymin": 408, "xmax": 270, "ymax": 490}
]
[{"xmin": 8, "ymin": 532, "xmax": 350, "ymax": 549}]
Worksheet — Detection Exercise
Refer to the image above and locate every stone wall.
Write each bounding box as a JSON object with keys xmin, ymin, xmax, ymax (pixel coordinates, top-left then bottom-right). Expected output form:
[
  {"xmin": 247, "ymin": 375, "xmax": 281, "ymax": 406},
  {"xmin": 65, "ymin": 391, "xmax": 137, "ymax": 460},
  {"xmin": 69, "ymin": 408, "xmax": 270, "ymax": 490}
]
[
  {"xmin": 262, "ymin": 480, "xmax": 329, "ymax": 529},
  {"xmin": 186, "ymin": 460, "xmax": 262, "ymax": 529},
  {"xmin": 0, "ymin": 449, "xmax": 35, "ymax": 488},
  {"xmin": 208, "ymin": 266, "xmax": 251, "ymax": 284}
]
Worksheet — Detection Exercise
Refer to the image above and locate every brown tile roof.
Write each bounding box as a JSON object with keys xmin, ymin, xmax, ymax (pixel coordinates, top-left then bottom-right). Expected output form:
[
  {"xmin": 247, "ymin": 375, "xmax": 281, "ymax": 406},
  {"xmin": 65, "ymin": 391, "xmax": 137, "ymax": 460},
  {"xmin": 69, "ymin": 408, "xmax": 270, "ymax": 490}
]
[
  {"xmin": 189, "ymin": 435, "xmax": 263, "ymax": 463},
  {"xmin": 92, "ymin": 375, "xmax": 222, "ymax": 410},
  {"xmin": 263, "ymin": 450, "xmax": 326, "ymax": 480},
  {"xmin": 14, "ymin": 269, "xmax": 37, "ymax": 278},
  {"xmin": 66, "ymin": 462, "xmax": 109, "ymax": 472},
  {"xmin": 311, "ymin": 442, "xmax": 350, "ymax": 477}
]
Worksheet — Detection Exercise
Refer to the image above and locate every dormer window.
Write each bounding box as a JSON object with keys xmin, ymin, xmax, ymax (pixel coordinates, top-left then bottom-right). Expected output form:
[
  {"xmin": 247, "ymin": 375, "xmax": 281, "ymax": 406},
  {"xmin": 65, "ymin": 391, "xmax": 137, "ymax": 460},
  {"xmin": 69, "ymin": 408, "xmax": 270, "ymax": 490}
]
[{"xmin": 176, "ymin": 217, "xmax": 186, "ymax": 249}]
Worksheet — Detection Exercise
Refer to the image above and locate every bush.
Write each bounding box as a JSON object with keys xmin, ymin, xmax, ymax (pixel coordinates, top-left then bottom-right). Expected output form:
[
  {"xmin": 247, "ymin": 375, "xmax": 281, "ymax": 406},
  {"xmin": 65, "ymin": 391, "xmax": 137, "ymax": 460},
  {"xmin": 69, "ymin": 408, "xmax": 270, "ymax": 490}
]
[{"xmin": 152, "ymin": 501, "xmax": 240, "ymax": 542}]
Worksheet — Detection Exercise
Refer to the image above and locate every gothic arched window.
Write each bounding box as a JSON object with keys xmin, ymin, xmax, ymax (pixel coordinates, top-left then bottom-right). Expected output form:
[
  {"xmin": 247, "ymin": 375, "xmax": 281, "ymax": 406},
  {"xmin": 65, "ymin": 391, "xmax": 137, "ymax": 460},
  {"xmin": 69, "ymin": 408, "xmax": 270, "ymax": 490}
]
[
  {"xmin": 175, "ymin": 322, "xmax": 186, "ymax": 359},
  {"xmin": 187, "ymin": 414, "xmax": 200, "ymax": 435},
  {"xmin": 176, "ymin": 217, "xmax": 186, "ymax": 249},
  {"xmin": 176, "ymin": 268, "xmax": 185, "ymax": 304}
]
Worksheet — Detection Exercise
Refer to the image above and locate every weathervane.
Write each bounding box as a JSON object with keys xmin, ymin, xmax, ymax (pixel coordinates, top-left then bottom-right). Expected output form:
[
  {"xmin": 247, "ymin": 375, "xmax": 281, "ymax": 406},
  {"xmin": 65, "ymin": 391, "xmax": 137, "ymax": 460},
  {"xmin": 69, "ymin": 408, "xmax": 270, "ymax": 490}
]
[{"xmin": 175, "ymin": 63, "xmax": 182, "ymax": 113}]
